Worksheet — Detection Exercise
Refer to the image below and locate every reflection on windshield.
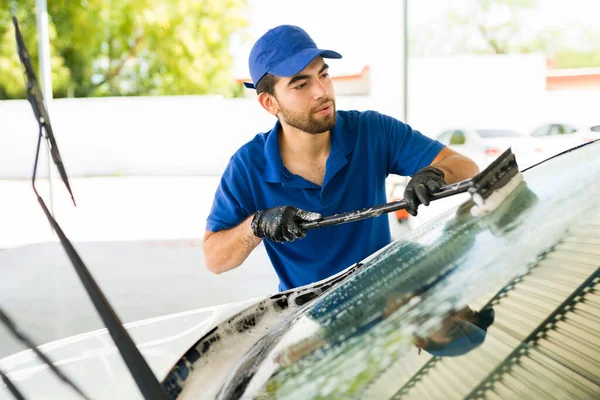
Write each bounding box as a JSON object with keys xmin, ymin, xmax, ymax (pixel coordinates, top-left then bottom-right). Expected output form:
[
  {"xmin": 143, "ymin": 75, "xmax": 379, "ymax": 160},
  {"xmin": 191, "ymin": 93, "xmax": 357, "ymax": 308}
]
[{"xmin": 217, "ymin": 143, "xmax": 600, "ymax": 400}]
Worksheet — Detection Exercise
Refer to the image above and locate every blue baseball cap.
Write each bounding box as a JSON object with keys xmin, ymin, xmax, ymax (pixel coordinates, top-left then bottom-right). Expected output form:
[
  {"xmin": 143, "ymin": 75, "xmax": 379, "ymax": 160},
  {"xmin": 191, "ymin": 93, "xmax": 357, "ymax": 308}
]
[{"xmin": 244, "ymin": 25, "xmax": 342, "ymax": 89}]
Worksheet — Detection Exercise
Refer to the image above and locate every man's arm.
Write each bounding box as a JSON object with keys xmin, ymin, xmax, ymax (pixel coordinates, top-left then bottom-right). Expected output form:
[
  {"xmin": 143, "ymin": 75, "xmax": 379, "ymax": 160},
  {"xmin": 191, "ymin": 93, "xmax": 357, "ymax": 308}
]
[
  {"xmin": 429, "ymin": 147, "xmax": 480, "ymax": 184},
  {"xmin": 204, "ymin": 206, "xmax": 322, "ymax": 274},
  {"xmin": 203, "ymin": 215, "xmax": 262, "ymax": 274},
  {"xmin": 403, "ymin": 147, "xmax": 479, "ymax": 216}
]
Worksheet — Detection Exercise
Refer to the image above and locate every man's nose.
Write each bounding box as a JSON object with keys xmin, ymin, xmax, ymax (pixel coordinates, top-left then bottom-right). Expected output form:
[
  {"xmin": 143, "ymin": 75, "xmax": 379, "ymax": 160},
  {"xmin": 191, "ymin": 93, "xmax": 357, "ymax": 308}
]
[{"xmin": 312, "ymin": 80, "xmax": 328, "ymax": 99}]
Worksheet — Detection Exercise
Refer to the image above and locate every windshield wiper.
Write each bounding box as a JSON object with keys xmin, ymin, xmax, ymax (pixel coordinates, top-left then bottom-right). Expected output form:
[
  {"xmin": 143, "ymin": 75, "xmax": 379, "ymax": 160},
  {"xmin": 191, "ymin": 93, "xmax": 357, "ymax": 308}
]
[
  {"xmin": 12, "ymin": 18, "xmax": 75, "ymax": 206},
  {"xmin": 0, "ymin": 307, "xmax": 88, "ymax": 399},
  {"xmin": 9, "ymin": 16, "xmax": 168, "ymax": 400},
  {"xmin": 0, "ymin": 368, "xmax": 25, "ymax": 400}
]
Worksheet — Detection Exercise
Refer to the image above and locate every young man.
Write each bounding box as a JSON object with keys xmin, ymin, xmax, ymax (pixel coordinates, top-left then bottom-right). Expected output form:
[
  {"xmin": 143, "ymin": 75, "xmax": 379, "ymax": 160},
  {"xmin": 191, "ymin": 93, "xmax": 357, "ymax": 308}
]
[{"xmin": 204, "ymin": 25, "xmax": 479, "ymax": 291}]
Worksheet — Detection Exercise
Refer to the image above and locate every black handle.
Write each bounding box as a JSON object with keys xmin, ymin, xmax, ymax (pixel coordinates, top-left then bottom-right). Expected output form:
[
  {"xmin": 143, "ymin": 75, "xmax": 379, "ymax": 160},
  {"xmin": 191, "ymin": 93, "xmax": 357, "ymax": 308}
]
[
  {"xmin": 301, "ymin": 179, "xmax": 473, "ymax": 230},
  {"xmin": 302, "ymin": 147, "xmax": 519, "ymax": 231}
]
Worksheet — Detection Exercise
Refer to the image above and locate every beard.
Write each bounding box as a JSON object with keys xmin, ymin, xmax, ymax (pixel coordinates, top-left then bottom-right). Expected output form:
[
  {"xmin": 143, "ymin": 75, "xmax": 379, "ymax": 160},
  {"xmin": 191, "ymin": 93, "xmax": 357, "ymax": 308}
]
[{"xmin": 278, "ymin": 99, "xmax": 337, "ymax": 134}]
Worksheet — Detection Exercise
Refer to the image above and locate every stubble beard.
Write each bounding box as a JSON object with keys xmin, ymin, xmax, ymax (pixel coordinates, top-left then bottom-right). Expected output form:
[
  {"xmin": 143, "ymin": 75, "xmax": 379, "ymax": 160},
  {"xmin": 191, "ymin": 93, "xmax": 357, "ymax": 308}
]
[{"xmin": 279, "ymin": 99, "xmax": 337, "ymax": 135}]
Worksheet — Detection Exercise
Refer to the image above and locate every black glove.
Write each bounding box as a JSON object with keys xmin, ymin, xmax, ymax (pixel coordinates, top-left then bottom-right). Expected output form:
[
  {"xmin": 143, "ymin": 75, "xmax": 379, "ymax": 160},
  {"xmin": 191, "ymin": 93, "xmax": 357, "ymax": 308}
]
[
  {"xmin": 404, "ymin": 166, "xmax": 446, "ymax": 216},
  {"xmin": 251, "ymin": 206, "xmax": 322, "ymax": 243}
]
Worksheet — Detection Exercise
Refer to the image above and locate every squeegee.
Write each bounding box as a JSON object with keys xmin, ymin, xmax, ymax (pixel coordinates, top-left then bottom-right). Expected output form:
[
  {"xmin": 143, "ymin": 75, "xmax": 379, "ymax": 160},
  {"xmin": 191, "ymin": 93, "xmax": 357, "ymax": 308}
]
[{"xmin": 301, "ymin": 148, "xmax": 522, "ymax": 230}]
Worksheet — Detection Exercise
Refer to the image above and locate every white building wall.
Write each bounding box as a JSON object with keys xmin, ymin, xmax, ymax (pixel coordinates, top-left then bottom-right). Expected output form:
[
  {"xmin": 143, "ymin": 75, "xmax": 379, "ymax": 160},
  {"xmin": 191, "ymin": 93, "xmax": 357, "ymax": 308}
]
[{"xmin": 1, "ymin": 55, "xmax": 598, "ymax": 179}]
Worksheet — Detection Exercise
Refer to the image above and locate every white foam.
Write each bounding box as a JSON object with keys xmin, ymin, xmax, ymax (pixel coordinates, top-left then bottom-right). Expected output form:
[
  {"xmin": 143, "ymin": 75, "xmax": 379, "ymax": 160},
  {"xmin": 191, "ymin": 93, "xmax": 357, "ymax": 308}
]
[{"xmin": 471, "ymin": 173, "xmax": 524, "ymax": 217}]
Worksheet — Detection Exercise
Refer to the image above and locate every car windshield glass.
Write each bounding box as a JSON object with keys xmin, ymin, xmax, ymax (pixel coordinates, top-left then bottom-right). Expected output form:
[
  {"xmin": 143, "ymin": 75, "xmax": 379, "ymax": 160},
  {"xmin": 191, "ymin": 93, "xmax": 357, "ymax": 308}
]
[
  {"xmin": 476, "ymin": 129, "xmax": 522, "ymax": 138},
  {"xmin": 217, "ymin": 142, "xmax": 600, "ymax": 399}
]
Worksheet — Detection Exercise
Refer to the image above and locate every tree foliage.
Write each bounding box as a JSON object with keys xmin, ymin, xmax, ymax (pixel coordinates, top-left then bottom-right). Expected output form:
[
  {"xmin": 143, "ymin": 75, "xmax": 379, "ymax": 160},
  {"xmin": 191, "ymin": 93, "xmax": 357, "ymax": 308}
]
[
  {"xmin": 446, "ymin": 0, "xmax": 538, "ymax": 54},
  {"xmin": 409, "ymin": 0, "xmax": 600, "ymax": 69},
  {"xmin": 0, "ymin": 0, "xmax": 247, "ymax": 99}
]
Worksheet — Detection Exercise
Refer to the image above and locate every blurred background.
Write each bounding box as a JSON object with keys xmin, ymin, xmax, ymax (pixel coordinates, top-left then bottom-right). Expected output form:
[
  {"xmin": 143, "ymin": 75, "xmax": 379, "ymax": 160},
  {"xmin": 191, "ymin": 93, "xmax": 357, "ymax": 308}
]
[{"xmin": 1, "ymin": 0, "xmax": 599, "ymax": 358}]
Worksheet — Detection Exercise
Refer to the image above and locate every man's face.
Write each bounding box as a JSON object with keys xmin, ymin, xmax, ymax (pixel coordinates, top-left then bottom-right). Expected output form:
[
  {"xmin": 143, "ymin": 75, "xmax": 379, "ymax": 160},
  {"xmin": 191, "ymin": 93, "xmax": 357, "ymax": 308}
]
[{"xmin": 273, "ymin": 57, "xmax": 336, "ymax": 134}]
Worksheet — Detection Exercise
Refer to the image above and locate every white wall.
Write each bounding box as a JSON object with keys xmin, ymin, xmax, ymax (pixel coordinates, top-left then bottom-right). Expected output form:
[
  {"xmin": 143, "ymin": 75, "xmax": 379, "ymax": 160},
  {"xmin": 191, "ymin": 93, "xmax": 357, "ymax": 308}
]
[
  {"xmin": 0, "ymin": 95, "xmax": 375, "ymax": 179},
  {"xmin": 2, "ymin": 55, "xmax": 599, "ymax": 179},
  {"xmin": 0, "ymin": 96, "xmax": 269, "ymax": 179}
]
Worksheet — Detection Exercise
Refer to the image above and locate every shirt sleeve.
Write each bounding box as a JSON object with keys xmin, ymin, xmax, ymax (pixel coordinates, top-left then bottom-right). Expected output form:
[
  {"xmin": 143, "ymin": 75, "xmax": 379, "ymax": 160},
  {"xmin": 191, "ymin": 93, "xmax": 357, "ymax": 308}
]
[
  {"xmin": 378, "ymin": 112, "xmax": 445, "ymax": 177},
  {"xmin": 205, "ymin": 160, "xmax": 253, "ymax": 232}
]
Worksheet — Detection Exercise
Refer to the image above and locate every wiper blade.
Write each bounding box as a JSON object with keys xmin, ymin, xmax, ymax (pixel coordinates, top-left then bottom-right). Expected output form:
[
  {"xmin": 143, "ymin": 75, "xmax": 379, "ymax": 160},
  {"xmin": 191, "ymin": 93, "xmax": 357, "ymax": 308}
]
[
  {"xmin": 11, "ymin": 16, "xmax": 168, "ymax": 399},
  {"xmin": 0, "ymin": 307, "xmax": 89, "ymax": 399},
  {"xmin": 12, "ymin": 16, "xmax": 75, "ymax": 206},
  {"xmin": 32, "ymin": 200, "xmax": 169, "ymax": 400},
  {"xmin": 1, "ymin": 370, "xmax": 26, "ymax": 400}
]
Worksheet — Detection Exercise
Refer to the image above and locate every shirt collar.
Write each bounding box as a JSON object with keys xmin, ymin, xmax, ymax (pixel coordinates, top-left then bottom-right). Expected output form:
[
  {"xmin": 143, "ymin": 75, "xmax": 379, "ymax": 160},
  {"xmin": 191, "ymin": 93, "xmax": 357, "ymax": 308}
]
[
  {"xmin": 262, "ymin": 121, "xmax": 284, "ymax": 183},
  {"xmin": 261, "ymin": 112, "xmax": 355, "ymax": 184},
  {"xmin": 330, "ymin": 111, "xmax": 354, "ymax": 157}
]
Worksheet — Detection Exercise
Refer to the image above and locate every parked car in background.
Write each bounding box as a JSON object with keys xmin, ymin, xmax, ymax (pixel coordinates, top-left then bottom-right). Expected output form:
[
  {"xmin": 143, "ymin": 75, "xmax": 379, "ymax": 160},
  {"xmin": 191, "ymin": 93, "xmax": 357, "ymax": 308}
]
[
  {"xmin": 436, "ymin": 127, "xmax": 540, "ymax": 169},
  {"xmin": 387, "ymin": 127, "xmax": 541, "ymax": 235},
  {"xmin": 529, "ymin": 122, "xmax": 600, "ymax": 159}
]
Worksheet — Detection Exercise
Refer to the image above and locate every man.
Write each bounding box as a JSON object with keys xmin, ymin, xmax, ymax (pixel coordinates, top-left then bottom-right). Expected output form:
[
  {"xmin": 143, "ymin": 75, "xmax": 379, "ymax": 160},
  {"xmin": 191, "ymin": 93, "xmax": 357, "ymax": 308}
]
[{"xmin": 204, "ymin": 25, "xmax": 479, "ymax": 291}]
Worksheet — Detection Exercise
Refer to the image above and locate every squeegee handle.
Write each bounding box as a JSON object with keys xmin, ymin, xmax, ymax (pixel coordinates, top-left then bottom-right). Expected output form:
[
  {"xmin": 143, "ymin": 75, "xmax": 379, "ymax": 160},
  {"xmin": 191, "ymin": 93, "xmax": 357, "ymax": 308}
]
[{"xmin": 301, "ymin": 179, "xmax": 473, "ymax": 230}]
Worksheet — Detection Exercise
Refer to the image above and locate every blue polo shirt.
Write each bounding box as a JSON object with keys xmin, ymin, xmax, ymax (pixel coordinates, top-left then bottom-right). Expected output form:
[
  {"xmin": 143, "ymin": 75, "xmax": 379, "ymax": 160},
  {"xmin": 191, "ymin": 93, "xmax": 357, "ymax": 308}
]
[{"xmin": 206, "ymin": 110, "xmax": 444, "ymax": 291}]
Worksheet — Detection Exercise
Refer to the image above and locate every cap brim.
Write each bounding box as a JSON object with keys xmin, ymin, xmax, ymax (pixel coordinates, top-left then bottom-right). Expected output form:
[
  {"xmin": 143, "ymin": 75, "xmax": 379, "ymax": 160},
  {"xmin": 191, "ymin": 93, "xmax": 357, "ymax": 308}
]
[
  {"xmin": 269, "ymin": 48, "xmax": 342, "ymax": 78},
  {"xmin": 243, "ymin": 48, "xmax": 342, "ymax": 90}
]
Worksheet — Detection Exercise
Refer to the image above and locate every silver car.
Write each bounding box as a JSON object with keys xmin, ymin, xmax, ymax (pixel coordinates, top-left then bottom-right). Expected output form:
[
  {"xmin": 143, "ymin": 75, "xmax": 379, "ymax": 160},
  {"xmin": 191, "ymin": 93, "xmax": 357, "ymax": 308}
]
[{"xmin": 436, "ymin": 128, "xmax": 541, "ymax": 169}]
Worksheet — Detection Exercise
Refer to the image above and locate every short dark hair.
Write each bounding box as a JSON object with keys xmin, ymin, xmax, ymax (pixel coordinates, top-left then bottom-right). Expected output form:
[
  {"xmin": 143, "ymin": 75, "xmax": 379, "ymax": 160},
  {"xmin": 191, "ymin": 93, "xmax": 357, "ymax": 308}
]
[{"xmin": 255, "ymin": 73, "xmax": 279, "ymax": 96}]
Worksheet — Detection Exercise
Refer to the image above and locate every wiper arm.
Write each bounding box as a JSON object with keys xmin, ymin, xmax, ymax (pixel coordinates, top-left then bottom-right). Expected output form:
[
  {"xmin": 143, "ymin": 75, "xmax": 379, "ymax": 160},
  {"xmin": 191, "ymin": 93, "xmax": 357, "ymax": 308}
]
[
  {"xmin": 11, "ymin": 16, "xmax": 168, "ymax": 399},
  {"xmin": 1, "ymin": 366, "xmax": 27, "ymax": 400},
  {"xmin": 30, "ymin": 200, "xmax": 169, "ymax": 400},
  {"xmin": 0, "ymin": 307, "xmax": 88, "ymax": 399},
  {"xmin": 13, "ymin": 17, "xmax": 75, "ymax": 206},
  {"xmin": 0, "ymin": 369, "xmax": 26, "ymax": 400}
]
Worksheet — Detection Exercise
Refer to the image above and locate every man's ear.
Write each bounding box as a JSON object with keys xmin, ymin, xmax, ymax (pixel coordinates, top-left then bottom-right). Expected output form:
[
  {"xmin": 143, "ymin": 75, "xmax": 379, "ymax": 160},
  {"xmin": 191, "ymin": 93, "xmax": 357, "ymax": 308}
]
[{"xmin": 258, "ymin": 92, "xmax": 280, "ymax": 116}]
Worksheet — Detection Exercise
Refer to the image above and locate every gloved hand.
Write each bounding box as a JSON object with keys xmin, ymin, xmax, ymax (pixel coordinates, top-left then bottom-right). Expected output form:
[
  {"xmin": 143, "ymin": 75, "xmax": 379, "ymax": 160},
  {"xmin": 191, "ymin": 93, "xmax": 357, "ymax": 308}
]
[
  {"xmin": 404, "ymin": 166, "xmax": 446, "ymax": 216},
  {"xmin": 251, "ymin": 206, "xmax": 322, "ymax": 243}
]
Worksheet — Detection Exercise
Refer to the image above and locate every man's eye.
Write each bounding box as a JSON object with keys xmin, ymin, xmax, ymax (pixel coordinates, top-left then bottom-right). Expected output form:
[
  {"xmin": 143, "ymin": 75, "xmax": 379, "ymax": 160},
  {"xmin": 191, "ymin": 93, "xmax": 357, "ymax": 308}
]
[
  {"xmin": 294, "ymin": 83, "xmax": 307, "ymax": 90},
  {"xmin": 321, "ymin": 72, "xmax": 330, "ymax": 78}
]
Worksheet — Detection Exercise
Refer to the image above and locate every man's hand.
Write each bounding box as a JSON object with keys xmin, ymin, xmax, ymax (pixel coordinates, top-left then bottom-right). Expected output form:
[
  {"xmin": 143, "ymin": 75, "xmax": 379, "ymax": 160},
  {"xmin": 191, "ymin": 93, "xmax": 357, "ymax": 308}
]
[
  {"xmin": 251, "ymin": 206, "xmax": 321, "ymax": 243},
  {"xmin": 404, "ymin": 166, "xmax": 446, "ymax": 216}
]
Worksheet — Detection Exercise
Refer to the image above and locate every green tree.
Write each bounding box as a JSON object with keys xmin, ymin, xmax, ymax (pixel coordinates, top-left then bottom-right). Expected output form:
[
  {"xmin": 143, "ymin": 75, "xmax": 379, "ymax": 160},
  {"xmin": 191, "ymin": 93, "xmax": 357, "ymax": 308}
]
[
  {"xmin": 0, "ymin": 3, "xmax": 71, "ymax": 98},
  {"xmin": 408, "ymin": 0, "xmax": 539, "ymax": 57},
  {"xmin": 410, "ymin": 0, "xmax": 600, "ymax": 69},
  {"xmin": 0, "ymin": 0, "xmax": 247, "ymax": 99},
  {"xmin": 446, "ymin": 0, "xmax": 538, "ymax": 54},
  {"xmin": 523, "ymin": 27, "xmax": 600, "ymax": 69}
]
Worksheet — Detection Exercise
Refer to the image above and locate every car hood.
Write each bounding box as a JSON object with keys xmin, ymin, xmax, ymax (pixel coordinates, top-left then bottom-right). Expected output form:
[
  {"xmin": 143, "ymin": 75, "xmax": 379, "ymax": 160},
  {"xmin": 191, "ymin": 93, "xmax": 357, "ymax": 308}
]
[
  {"xmin": 169, "ymin": 141, "xmax": 600, "ymax": 399},
  {"xmin": 4, "ymin": 142, "xmax": 599, "ymax": 399},
  {"xmin": 0, "ymin": 297, "xmax": 263, "ymax": 399}
]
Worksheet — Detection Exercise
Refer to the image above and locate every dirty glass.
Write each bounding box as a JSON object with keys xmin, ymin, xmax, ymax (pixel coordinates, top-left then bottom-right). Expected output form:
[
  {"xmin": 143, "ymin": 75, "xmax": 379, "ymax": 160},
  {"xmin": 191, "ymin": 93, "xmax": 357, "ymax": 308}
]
[{"xmin": 218, "ymin": 141, "xmax": 600, "ymax": 399}]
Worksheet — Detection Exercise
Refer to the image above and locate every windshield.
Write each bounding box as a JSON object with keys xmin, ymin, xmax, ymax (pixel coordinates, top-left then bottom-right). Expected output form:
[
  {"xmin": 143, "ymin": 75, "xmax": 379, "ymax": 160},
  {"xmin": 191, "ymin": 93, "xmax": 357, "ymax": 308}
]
[
  {"xmin": 215, "ymin": 141, "xmax": 600, "ymax": 399},
  {"xmin": 476, "ymin": 129, "xmax": 522, "ymax": 138}
]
